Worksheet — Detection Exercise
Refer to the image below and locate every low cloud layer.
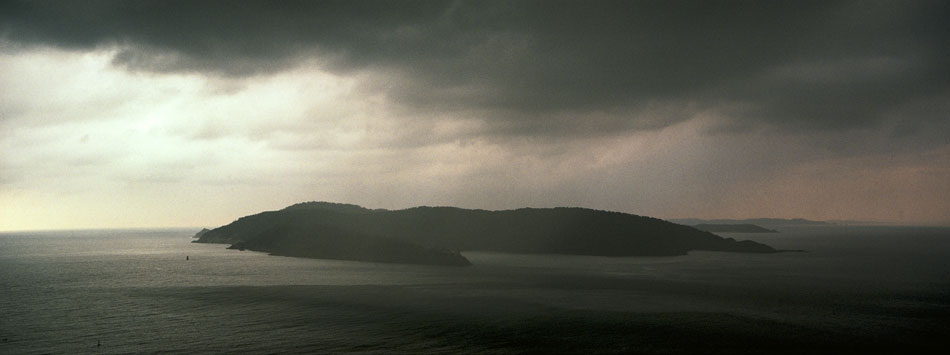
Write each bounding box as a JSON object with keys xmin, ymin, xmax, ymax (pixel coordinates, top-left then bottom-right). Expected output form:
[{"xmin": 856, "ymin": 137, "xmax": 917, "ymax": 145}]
[{"xmin": 4, "ymin": 0, "xmax": 948, "ymax": 135}]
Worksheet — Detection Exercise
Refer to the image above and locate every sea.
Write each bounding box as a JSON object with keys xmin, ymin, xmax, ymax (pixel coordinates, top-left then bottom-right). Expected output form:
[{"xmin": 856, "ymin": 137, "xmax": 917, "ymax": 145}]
[{"xmin": 1, "ymin": 226, "xmax": 949, "ymax": 354}]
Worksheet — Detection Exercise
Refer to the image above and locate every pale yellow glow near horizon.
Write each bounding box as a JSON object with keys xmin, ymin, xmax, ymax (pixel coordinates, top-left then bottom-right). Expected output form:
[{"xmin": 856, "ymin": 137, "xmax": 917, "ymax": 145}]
[
  {"xmin": 2, "ymin": 47, "xmax": 949, "ymax": 232},
  {"xmin": 0, "ymin": 48, "xmax": 370, "ymax": 231}
]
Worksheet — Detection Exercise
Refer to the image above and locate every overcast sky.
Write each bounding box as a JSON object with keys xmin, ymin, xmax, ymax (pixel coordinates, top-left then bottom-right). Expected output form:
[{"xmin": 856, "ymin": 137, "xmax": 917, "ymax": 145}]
[{"xmin": 1, "ymin": 0, "xmax": 948, "ymax": 230}]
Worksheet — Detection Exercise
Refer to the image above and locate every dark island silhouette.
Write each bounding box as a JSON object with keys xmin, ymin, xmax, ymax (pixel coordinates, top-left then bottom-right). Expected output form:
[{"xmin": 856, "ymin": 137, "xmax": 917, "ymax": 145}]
[
  {"xmin": 693, "ymin": 224, "xmax": 779, "ymax": 233},
  {"xmin": 194, "ymin": 202, "xmax": 779, "ymax": 266}
]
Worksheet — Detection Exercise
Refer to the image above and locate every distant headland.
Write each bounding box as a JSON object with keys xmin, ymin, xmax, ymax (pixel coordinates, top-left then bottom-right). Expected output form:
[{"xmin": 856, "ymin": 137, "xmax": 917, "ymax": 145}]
[
  {"xmin": 194, "ymin": 202, "xmax": 779, "ymax": 266},
  {"xmin": 693, "ymin": 224, "xmax": 779, "ymax": 233},
  {"xmin": 670, "ymin": 218, "xmax": 832, "ymax": 229}
]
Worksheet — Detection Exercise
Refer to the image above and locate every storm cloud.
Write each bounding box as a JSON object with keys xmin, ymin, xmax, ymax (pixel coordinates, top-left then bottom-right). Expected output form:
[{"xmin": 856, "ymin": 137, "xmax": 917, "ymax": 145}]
[
  {"xmin": 1, "ymin": 1, "xmax": 948, "ymax": 229},
  {"xmin": 3, "ymin": 0, "xmax": 948, "ymax": 135}
]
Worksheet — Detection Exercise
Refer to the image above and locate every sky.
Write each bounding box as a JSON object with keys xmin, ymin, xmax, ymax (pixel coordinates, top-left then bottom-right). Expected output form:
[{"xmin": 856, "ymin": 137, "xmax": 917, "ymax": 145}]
[{"xmin": 1, "ymin": 0, "xmax": 948, "ymax": 231}]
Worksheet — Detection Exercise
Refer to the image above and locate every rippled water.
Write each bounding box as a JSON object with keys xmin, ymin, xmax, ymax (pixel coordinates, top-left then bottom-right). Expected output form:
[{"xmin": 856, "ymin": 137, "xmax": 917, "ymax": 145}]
[{"xmin": 1, "ymin": 227, "xmax": 949, "ymax": 354}]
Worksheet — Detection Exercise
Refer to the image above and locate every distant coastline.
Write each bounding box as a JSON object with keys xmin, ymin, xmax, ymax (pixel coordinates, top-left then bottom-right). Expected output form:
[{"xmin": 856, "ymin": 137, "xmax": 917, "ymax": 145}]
[
  {"xmin": 670, "ymin": 218, "xmax": 833, "ymax": 229},
  {"xmin": 693, "ymin": 224, "xmax": 779, "ymax": 233}
]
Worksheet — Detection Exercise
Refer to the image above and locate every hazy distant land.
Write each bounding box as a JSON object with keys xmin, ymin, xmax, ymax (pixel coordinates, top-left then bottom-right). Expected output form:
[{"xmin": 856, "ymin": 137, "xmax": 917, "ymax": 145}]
[
  {"xmin": 194, "ymin": 202, "xmax": 777, "ymax": 265},
  {"xmin": 671, "ymin": 218, "xmax": 834, "ymax": 230},
  {"xmin": 693, "ymin": 224, "xmax": 779, "ymax": 233}
]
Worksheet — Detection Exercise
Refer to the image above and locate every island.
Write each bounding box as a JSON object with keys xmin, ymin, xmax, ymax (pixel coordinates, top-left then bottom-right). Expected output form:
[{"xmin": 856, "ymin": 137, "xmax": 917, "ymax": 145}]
[
  {"xmin": 226, "ymin": 223, "xmax": 471, "ymax": 266},
  {"xmin": 194, "ymin": 202, "xmax": 779, "ymax": 266},
  {"xmin": 693, "ymin": 224, "xmax": 779, "ymax": 233}
]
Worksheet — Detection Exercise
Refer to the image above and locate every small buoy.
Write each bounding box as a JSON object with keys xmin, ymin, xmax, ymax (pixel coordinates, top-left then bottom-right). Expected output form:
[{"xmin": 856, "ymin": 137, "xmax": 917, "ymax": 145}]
[
  {"xmin": 97, "ymin": 340, "xmax": 101, "ymax": 347},
  {"xmin": 186, "ymin": 256, "xmax": 189, "ymax": 260}
]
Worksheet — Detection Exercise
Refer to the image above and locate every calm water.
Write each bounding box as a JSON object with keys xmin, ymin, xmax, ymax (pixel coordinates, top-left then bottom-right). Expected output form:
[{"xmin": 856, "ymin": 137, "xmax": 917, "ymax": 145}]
[{"xmin": 1, "ymin": 227, "xmax": 949, "ymax": 354}]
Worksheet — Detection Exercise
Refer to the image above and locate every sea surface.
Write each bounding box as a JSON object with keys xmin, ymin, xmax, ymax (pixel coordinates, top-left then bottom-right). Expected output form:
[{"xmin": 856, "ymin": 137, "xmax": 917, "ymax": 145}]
[{"xmin": 1, "ymin": 226, "xmax": 949, "ymax": 354}]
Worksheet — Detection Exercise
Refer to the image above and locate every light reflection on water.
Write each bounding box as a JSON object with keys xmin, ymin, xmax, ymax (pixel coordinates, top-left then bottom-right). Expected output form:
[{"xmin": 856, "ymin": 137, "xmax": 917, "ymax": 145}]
[{"xmin": 1, "ymin": 227, "xmax": 948, "ymax": 353}]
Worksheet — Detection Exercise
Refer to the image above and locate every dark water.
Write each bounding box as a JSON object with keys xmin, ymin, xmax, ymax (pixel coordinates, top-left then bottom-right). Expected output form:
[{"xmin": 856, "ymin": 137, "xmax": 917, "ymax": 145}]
[{"xmin": 2, "ymin": 227, "xmax": 949, "ymax": 354}]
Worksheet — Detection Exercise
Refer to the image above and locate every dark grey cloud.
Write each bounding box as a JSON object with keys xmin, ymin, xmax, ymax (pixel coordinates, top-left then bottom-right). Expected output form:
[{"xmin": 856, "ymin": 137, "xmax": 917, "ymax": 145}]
[{"xmin": 2, "ymin": 0, "xmax": 948, "ymax": 136}]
